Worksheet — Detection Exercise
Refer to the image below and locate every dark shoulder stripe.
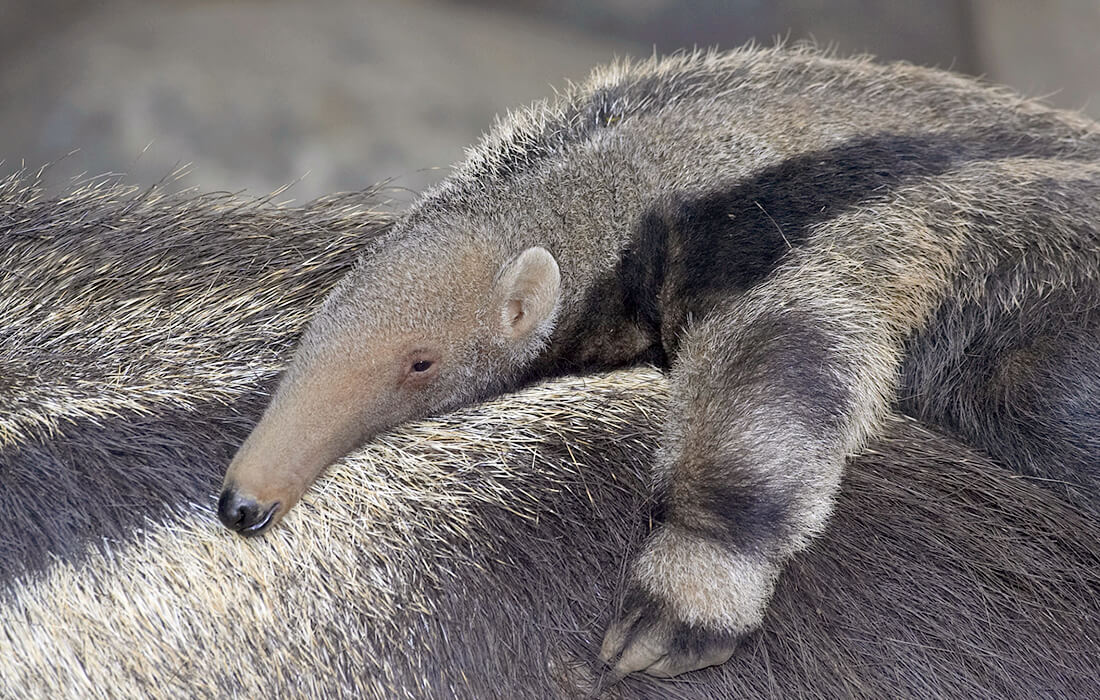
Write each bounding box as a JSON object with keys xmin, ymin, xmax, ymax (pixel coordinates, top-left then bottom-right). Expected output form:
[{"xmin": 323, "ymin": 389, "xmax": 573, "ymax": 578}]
[
  {"xmin": 648, "ymin": 131, "xmax": 1095, "ymax": 316},
  {"xmin": 560, "ymin": 130, "xmax": 1095, "ymax": 369}
]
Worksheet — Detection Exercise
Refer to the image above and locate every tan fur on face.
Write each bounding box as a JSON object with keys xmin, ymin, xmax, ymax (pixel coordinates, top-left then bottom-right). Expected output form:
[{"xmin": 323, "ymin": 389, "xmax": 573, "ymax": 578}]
[
  {"xmin": 223, "ymin": 356, "xmax": 380, "ymax": 516},
  {"xmin": 225, "ymin": 245, "xmax": 563, "ymax": 517}
]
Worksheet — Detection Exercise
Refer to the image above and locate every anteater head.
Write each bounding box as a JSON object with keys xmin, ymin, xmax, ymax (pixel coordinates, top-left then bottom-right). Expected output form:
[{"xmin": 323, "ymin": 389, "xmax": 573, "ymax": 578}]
[{"xmin": 218, "ymin": 236, "xmax": 562, "ymax": 535}]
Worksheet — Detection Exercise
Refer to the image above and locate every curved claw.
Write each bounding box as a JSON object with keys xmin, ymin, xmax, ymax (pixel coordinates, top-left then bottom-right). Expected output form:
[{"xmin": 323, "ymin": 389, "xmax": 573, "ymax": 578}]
[{"xmin": 600, "ymin": 586, "xmax": 740, "ymax": 679}]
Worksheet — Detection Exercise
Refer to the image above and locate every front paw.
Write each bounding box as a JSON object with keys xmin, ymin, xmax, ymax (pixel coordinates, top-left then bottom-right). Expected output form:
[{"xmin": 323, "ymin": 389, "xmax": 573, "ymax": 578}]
[
  {"xmin": 599, "ymin": 585, "xmax": 740, "ymax": 677},
  {"xmin": 600, "ymin": 527, "xmax": 777, "ymax": 678}
]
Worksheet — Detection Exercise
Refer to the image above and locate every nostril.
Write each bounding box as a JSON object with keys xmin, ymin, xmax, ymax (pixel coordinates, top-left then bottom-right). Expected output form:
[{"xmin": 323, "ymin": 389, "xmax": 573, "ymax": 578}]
[
  {"xmin": 217, "ymin": 488, "xmax": 254, "ymax": 530},
  {"xmin": 217, "ymin": 487, "xmax": 278, "ymax": 535},
  {"xmin": 217, "ymin": 488, "xmax": 242, "ymax": 528}
]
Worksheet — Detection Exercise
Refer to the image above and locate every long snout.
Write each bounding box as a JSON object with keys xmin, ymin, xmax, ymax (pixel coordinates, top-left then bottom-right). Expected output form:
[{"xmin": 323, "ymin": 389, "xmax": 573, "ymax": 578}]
[
  {"xmin": 218, "ymin": 368, "xmax": 375, "ymax": 537},
  {"xmin": 217, "ymin": 433, "xmax": 315, "ymax": 537}
]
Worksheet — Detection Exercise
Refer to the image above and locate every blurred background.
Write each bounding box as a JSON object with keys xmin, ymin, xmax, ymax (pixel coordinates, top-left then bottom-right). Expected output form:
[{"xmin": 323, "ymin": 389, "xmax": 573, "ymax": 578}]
[{"xmin": 1, "ymin": 0, "xmax": 1097, "ymax": 202}]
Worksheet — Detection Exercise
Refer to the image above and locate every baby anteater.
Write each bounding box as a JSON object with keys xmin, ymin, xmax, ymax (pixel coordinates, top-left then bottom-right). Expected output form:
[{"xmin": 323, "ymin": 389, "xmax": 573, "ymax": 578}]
[{"xmin": 219, "ymin": 46, "xmax": 1100, "ymax": 677}]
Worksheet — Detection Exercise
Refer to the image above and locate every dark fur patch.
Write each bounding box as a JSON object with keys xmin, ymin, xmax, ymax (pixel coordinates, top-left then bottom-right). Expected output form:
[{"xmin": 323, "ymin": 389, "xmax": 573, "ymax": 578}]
[
  {"xmin": 559, "ymin": 132, "xmax": 1091, "ymax": 369},
  {"xmin": 898, "ymin": 166, "xmax": 1100, "ymax": 500},
  {"xmin": 654, "ymin": 132, "xmax": 1088, "ymax": 314},
  {"xmin": 654, "ymin": 473, "xmax": 798, "ymax": 556},
  {"xmin": 536, "ymin": 206, "xmax": 670, "ymax": 375},
  {"xmin": 726, "ymin": 314, "xmax": 853, "ymax": 433},
  {"xmin": 648, "ymin": 315, "xmax": 852, "ymax": 555},
  {"xmin": 0, "ymin": 394, "xmax": 259, "ymax": 584},
  {"xmin": 900, "ymin": 286, "xmax": 1100, "ymax": 496},
  {"xmin": 612, "ymin": 584, "xmax": 742, "ymax": 659}
]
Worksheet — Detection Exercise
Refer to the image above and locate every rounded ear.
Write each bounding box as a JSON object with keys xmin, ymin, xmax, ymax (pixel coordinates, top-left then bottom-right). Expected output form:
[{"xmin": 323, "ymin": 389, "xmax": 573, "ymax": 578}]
[{"xmin": 494, "ymin": 247, "xmax": 561, "ymax": 341}]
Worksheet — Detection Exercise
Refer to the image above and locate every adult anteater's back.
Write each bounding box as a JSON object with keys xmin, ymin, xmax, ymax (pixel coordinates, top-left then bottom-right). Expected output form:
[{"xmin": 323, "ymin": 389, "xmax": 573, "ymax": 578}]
[{"xmin": 0, "ymin": 168, "xmax": 1097, "ymax": 698}]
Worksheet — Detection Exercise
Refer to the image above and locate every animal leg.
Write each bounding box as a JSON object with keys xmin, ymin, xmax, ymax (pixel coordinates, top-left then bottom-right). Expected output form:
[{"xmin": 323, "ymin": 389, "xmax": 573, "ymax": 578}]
[{"xmin": 601, "ymin": 304, "xmax": 893, "ymax": 677}]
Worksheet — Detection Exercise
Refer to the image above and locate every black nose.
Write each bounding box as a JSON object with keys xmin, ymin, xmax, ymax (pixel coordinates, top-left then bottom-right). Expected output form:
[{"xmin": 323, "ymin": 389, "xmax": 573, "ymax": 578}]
[{"xmin": 217, "ymin": 487, "xmax": 279, "ymax": 536}]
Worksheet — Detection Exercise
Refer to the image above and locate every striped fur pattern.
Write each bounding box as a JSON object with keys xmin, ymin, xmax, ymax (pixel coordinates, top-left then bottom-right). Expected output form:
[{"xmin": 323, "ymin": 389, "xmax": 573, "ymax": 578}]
[
  {"xmin": 2, "ymin": 175, "xmax": 1100, "ymax": 697},
  {"xmin": 223, "ymin": 46, "xmax": 1100, "ymax": 678}
]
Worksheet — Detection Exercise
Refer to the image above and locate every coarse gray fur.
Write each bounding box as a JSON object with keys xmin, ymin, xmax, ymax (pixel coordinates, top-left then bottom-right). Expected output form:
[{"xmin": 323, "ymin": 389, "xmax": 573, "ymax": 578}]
[
  {"xmin": 222, "ymin": 46, "xmax": 1100, "ymax": 676},
  {"xmin": 1, "ymin": 172, "xmax": 1098, "ymax": 698}
]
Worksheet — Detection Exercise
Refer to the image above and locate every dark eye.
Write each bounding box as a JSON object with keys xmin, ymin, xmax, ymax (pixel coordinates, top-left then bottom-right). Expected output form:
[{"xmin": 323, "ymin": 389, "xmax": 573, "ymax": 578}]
[{"xmin": 411, "ymin": 360, "xmax": 433, "ymax": 373}]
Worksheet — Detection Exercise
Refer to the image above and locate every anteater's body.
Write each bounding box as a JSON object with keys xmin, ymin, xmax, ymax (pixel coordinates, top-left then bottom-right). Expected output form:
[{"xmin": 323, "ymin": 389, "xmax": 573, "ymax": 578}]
[
  {"xmin": 0, "ymin": 172, "xmax": 1097, "ymax": 697},
  {"xmin": 218, "ymin": 48, "xmax": 1100, "ymax": 676}
]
